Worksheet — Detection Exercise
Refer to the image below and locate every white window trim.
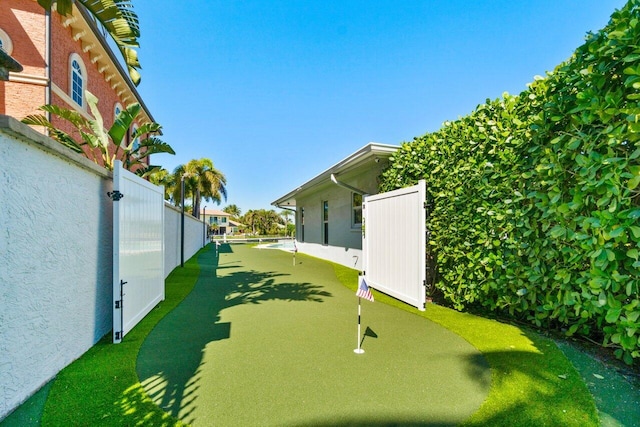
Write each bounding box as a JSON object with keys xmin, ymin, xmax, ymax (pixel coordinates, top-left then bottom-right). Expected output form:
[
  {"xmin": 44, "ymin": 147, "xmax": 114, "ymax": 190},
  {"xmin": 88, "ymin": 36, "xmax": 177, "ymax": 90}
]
[
  {"xmin": 69, "ymin": 53, "xmax": 87, "ymax": 109},
  {"xmin": 114, "ymin": 102, "xmax": 123, "ymax": 121},
  {"xmin": 0, "ymin": 27, "xmax": 13, "ymax": 55}
]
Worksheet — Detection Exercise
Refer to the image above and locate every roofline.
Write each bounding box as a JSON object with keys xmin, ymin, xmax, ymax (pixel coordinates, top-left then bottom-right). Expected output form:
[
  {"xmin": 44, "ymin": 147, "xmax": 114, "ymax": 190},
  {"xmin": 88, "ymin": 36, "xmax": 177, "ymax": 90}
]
[
  {"xmin": 271, "ymin": 142, "xmax": 399, "ymax": 207},
  {"xmin": 202, "ymin": 209, "xmax": 230, "ymax": 215},
  {"xmin": 76, "ymin": 5, "xmax": 157, "ymax": 125}
]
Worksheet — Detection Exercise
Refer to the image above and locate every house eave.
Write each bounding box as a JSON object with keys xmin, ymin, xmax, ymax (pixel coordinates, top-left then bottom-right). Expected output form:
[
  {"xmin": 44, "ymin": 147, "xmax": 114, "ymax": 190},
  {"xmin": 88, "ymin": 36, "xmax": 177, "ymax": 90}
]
[
  {"xmin": 69, "ymin": 4, "xmax": 157, "ymax": 127},
  {"xmin": 271, "ymin": 142, "xmax": 399, "ymax": 208}
]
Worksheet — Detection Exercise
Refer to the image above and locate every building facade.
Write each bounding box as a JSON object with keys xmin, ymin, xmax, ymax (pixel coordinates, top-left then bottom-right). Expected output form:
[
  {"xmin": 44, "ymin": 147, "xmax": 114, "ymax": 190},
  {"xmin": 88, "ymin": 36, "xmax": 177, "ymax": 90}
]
[
  {"xmin": 272, "ymin": 143, "xmax": 398, "ymax": 270},
  {"xmin": 0, "ymin": 0, "xmax": 155, "ymax": 167},
  {"xmin": 202, "ymin": 208, "xmax": 232, "ymax": 235}
]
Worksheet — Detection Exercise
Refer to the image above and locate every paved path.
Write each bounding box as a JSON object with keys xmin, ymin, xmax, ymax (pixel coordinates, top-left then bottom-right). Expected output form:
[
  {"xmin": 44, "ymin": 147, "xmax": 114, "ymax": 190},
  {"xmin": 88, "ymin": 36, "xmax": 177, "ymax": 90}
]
[{"xmin": 137, "ymin": 244, "xmax": 491, "ymax": 426}]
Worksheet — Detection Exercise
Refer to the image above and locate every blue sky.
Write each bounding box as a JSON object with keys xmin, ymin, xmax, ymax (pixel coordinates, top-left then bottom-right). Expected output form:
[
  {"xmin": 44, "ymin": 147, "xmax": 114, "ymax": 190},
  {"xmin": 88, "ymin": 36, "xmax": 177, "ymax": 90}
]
[{"xmin": 134, "ymin": 0, "xmax": 626, "ymax": 214}]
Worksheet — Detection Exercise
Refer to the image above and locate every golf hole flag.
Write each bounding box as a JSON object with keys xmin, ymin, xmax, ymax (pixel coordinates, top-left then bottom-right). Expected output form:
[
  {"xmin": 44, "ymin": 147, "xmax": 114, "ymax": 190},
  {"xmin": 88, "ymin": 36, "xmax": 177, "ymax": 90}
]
[{"xmin": 356, "ymin": 276, "xmax": 374, "ymax": 302}]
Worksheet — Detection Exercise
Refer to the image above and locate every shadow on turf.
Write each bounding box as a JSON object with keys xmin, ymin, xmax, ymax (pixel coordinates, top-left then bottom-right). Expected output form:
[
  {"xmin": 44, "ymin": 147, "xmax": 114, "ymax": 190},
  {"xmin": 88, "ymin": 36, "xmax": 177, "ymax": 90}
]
[{"xmin": 135, "ymin": 248, "xmax": 332, "ymax": 425}]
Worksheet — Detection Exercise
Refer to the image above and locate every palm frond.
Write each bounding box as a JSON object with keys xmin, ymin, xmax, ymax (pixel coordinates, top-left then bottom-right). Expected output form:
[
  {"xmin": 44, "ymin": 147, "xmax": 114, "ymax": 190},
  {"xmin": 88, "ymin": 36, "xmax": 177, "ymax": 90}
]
[
  {"xmin": 22, "ymin": 114, "xmax": 84, "ymax": 152},
  {"xmin": 135, "ymin": 165, "xmax": 163, "ymax": 178},
  {"xmin": 22, "ymin": 114, "xmax": 54, "ymax": 128},
  {"xmin": 38, "ymin": 104, "xmax": 89, "ymax": 128},
  {"xmin": 109, "ymin": 102, "xmax": 140, "ymax": 144},
  {"xmin": 38, "ymin": 0, "xmax": 142, "ymax": 85},
  {"xmin": 85, "ymin": 91, "xmax": 110, "ymax": 153},
  {"xmin": 135, "ymin": 137, "xmax": 175, "ymax": 157},
  {"xmin": 133, "ymin": 122, "xmax": 161, "ymax": 137}
]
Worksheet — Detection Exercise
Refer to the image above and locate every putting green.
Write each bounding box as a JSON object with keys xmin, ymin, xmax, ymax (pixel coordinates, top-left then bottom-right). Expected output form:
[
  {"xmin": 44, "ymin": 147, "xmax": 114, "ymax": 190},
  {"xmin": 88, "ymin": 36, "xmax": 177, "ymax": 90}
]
[{"xmin": 137, "ymin": 244, "xmax": 490, "ymax": 425}]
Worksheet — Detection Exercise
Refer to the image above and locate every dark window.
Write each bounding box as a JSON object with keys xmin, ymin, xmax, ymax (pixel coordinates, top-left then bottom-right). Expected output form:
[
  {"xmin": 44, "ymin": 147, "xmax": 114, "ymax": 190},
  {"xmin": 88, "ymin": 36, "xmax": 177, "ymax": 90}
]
[
  {"xmin": 352, "ymin": 193, "xmax": 363, "ymax": 226},
  {"xmin": 322, "ymin": 201, "xmax": 328, "ymax": 245}
]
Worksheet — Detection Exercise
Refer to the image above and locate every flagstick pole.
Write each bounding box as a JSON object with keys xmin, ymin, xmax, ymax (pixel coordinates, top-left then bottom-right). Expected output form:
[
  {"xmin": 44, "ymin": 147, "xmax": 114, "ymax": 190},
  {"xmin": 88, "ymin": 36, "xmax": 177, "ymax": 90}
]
[{"xmin": 354, "ymin": 297, "xmax": 364, "ymax": 354}]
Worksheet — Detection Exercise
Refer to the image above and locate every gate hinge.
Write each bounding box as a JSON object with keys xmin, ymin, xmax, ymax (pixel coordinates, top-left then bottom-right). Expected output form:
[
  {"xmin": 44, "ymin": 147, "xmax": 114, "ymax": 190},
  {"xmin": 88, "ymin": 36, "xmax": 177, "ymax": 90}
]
[
  {"xmin": 115, "ymin": 332, "xmax": 121, "ymax": 340},
  {"xmin": 115, "ymin": 300, "xmax": 122, "ymax": 309},
  {"xmin": 107, "ymin": 190, "xmax": 124, "ymax": 201}
]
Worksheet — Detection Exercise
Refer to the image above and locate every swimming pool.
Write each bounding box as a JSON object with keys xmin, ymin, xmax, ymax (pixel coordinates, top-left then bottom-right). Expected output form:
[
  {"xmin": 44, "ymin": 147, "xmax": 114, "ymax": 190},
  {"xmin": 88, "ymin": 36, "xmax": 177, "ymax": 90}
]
[{"xmin": 255, "ymin": 240, "xmax": 296, "ymax": 252}]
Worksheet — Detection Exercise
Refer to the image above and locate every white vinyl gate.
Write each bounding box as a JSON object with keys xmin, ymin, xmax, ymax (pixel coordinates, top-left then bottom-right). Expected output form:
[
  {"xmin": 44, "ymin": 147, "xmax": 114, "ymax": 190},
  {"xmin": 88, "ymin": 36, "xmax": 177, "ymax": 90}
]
[
  {"xmin": 362, "ymin": 180, "xmax": 426, "ymax": 310},
  {"xmin": 112, "ymin": 161, "xmax": 165, "ymax": 343}
]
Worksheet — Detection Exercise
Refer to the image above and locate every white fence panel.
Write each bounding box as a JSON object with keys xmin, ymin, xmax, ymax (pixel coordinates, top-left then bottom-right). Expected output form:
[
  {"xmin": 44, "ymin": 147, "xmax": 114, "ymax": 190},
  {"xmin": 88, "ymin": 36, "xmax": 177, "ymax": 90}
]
[
  {"xmin": 363, "ymin": 180, "xmax": 426, "ymax": 310},
  {"xmin": 113, "ymin": 161, "xmax": 165, "ymax": 343}
]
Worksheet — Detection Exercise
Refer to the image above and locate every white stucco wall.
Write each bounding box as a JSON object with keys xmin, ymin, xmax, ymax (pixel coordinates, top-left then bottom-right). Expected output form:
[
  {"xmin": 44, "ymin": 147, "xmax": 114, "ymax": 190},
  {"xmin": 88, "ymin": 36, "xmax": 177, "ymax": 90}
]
[
  {"xmin": 0, "ymin": 117, "xmax": 204, "ymax": 420},
  {"xmin": 0, "ymin": 117, "xmax": 113, "ymax": 419},
  {"xmin": 296, "ymin": 241, "xmax": 363, "ymax": 270},
  {"xmin": 164, "ymin": 203, "xmax": 205, "ymax": 277},
  {"xmin": 294, "ymin": 163, "xmax": 385, "ymax": 271}
]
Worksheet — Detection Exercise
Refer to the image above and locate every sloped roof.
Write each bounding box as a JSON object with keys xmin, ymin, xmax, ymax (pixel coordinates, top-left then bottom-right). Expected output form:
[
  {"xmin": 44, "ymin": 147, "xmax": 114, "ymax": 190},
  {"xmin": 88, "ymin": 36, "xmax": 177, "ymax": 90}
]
[{"xmin": 272, "ymin": 142, "xmax": 399, "ymax": 208}]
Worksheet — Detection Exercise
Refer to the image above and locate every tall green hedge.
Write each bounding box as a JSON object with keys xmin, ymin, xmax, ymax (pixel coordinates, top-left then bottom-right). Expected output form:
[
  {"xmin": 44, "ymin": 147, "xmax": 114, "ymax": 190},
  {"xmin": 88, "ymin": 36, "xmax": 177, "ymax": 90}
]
[{"xmin": 380, "ymin": 0, "xmax": 640, "ymax": 364}]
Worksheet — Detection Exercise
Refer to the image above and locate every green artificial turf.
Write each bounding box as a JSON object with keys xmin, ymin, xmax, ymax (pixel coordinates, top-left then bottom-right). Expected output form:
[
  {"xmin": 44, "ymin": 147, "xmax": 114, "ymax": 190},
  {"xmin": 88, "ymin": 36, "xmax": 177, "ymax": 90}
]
[
  {"xmin": 333, "ymin": 263, "xmax": 599, "ymax": 426},
  {"xmin": 137, "ymin": 244, "xmax": 490, "ymax": 425},
  {"xmin": 1, "ymin": 243, "xmax": 602, "ymax": 426},
  {"xmin": 36, "ymin": 247, "xmax": 206, "ymax": 426},
  {"xmin": 0, "ymin": 380, "xmax": 52, "ymax": 426},
  {"xmin": 555, "ymin": 340, "xmax": 640, "ymax": 427}
]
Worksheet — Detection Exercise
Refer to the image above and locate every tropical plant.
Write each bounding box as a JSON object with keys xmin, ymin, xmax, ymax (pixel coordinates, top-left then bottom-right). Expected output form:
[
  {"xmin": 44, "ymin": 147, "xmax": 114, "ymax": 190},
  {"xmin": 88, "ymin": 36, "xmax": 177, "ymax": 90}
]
[
  {"xmin": 22, "ymin": 91, "xmax": 175, "ymax": 175},
  {"xmin": 148, "ymin": 168, "xmax": 176, "ymax": 201},
  {"xmin": 380, "ymin": 0, "xmax": 640, "ymax": 364},
  {"xmin": 240, "ymin": 209, "xmax": 284, "ymax": 235},
  {"xmin": 37, "ymin": 0, "xmax": 142, "ymax": 85},
  {"xmin": 172, "ymin": 158, "xmax": 227, "ymax": 218},
  {"xmin": 280, "ymin": 210, "xmax": 294, "ymax": 236},
  {"xmin": 223, "ymin": 204, "xmax": 242, "ymax": 219}
]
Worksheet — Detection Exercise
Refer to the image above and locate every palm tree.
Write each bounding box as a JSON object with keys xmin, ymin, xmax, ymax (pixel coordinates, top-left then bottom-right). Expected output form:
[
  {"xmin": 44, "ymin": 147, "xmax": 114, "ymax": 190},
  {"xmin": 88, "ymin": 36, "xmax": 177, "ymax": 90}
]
[
  {"xmin": 280, "ymin": 210, "xmax": 293, "ymax": 236},
  {"xmin": 172, "ymin": 159, "xmax": 227, "ymax": 218},
  {"xmin": 223, "ymin": 204, "xmax": 242, "ymax": 220},
  {"xmin": 240, "ymin": 209, "xmax": 283, "ymax": 236},
  {"xmin": 37, "ymin": 0, "xmax": 142, "ymax": 85},
  {"xmin": 22, "ymin": 91, "xmax": 174, "ymax": 174},
  {"xmin": 241, "ymin": 210, "xmax": 257, "ymax": 235},
  {"xmin": 148, "ymin": 168, "xmax": 175, "ymax": 201}
]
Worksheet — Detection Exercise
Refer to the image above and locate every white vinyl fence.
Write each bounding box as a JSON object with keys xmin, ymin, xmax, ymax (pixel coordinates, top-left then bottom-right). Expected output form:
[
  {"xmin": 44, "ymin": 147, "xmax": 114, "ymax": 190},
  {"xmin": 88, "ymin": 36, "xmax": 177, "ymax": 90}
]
[
  {"xmin": 112, "ymin": 161, "xmax": 165, "ymax": 343},
  {"xmin": 362, "ymin": 180, "xmax": 426, "ymax": 310}
]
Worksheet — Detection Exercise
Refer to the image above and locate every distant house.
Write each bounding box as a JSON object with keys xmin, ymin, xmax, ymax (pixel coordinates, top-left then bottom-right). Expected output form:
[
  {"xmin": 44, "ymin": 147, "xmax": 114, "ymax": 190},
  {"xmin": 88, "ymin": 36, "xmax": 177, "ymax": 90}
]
[
  {"xmin": 202, "ymin": 209, "xmax": 232, "ymax": 235},
  {"xmin": 228, "ymin": 219, "xmax": 243, "ymax": 234},
  {"xmin": 0, "ymin": 0, "xmax": 156, "ymax": 167},
  {"xmin": 272, "ymin": 143, "xmax": 399, "ymax": 270}
]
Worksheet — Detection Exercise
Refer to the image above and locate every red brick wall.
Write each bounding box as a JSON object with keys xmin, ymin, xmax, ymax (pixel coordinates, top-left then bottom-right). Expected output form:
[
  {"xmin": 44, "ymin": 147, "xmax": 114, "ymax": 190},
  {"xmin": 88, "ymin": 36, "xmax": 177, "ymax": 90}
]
[
  {"xmin": 0, "ymin": 0, "xmax": 47, "ymax": 119},
  {"xmin": 1, "ymin": 0, "xmax": 149, "ymax": 170}
]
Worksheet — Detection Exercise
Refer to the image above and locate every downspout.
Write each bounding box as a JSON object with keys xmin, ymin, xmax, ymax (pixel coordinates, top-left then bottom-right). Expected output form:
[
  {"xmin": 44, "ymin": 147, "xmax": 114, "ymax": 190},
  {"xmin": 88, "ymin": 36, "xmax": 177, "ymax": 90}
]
[
  {"xmin": 330, "ymin": 173, "xmax": 367, "ymax": 195},
  {"xmin": 276, "ymin": 205, "xmax": 296, "ymax": 213},
  {"xmin": 45, "ymin": 8, "xmax": 51, "ymax": 123}
]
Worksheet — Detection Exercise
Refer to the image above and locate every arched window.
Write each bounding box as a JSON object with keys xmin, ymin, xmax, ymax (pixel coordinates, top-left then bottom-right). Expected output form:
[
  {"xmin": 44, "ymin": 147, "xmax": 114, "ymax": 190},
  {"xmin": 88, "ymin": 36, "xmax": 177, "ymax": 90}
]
[
  {"xmin": 69, "ymin": 53, "xmax": 87, "ymax": 108},
  {"xmin": 0, "ymin": 27, "xmax": 13, "ymax": 54},
  {"xmin": 131, "ymin": 123, "xmax": 140, "ymax": 153},
  {"xmin": 114, "ymin": 102, "xmax": 123, "ymax": 121}
]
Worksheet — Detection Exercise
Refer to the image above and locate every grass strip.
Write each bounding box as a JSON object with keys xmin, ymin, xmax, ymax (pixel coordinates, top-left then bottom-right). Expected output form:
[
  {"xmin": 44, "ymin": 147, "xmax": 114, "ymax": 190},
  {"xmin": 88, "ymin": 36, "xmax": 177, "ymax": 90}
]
[
  {"xmin": 38, "ymin": 247, "xmax": 207, "ymax": 426},
  {"xmin": 333, "ymin": 263, "xmax": 599, "ymax": 426}
]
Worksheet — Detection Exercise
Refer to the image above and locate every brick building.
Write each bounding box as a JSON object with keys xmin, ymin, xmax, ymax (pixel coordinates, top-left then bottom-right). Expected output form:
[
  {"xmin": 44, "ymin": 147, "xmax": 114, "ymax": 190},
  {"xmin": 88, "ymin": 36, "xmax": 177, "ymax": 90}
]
[{"xmin": 0, "ymin": 0, "xmax": 155, "ymax": 167}]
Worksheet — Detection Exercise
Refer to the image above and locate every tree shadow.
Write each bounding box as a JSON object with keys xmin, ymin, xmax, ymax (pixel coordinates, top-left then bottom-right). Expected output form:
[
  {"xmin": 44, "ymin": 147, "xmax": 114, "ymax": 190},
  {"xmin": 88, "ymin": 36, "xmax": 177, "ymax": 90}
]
[
  {"xmin": 460, "ymin": 346, "xmax": 598, "ymax": 425},
  {"xmin": 135, "ymin": 247, "xmax": 332, "ymax": 424}
]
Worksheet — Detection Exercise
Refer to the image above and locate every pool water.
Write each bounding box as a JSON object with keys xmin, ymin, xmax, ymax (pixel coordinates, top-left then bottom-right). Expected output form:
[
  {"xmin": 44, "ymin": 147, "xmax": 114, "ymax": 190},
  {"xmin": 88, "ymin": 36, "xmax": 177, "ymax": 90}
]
[{"xmin": 256, "ymin": 240, "xmax": 296, "ymax": 251}]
